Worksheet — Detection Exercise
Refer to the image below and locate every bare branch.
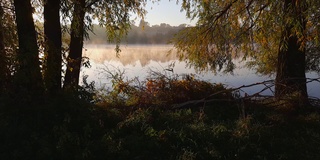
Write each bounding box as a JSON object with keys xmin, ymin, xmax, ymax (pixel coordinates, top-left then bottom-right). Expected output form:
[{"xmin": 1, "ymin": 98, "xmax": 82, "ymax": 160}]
[{"xmin": 173, "ymin": 77, "xmax": 320, "ymax": 109}]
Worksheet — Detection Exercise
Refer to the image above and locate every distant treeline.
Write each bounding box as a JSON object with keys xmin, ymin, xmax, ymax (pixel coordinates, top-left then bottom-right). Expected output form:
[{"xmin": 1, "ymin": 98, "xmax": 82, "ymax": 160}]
[{"xmin": 85, "ymin": 20, "xmax": 187, "ymax": 44}]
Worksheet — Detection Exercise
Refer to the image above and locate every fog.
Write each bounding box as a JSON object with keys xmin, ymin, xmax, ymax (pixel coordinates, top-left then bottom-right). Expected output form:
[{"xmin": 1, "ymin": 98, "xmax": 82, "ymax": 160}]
[
  {"xmin": 84, "ymin": 45, "xmax": 178, "ymax": 66},
  {"xmin": 81, "ymin": 45, "xmax": 320, "ymax": 98}
]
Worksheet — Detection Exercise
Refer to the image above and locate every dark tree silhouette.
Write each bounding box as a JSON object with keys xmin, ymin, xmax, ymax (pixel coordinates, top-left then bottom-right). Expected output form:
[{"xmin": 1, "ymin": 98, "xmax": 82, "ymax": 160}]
[
  {"xmin": 13, "ymin": 0, "xmax": 44, "ymax": 96},
  {"xmin": 275, "ymin": 0, "xmax": 308, "ymax": 103},
  {"xmin": 0, "ymin": 6, "xmax": 7, "ymax": 94},
  {"xmin": 63, "ymin": 0, "xmax": 86, "ymax": 90},
  {"xmin": 44, "ymin": 0, "xmax": 62, "ymax": 93}
]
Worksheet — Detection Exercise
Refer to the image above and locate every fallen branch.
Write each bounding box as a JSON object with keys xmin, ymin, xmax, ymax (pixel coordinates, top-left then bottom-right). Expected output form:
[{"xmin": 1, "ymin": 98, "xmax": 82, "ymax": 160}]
[{"xmin": 173, "ymin": 78, "xmax": 320, "ymax": 109}]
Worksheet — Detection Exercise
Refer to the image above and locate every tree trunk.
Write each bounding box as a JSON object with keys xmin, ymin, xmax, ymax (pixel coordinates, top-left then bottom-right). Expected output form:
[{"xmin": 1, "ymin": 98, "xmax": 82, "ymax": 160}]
[
  {"xmin": 275, "ymin": 0, "xmax": 308, "ymax": 105},
  {"xmin": 63, "ymin": 0, "xmax": 86, "ymax": 90},
  {"xmin": 44, "ymin": 0, "xmax": 62, "ymax": 94},
  {"xmin": 0, "ymin": 6, "xmax": 7, "ymax": 94},
  {"xmin": 275, "ymin": 36, "xmax": 308, "ymax": 101},
  {"xmin": 13, "ymin": 0, "xmax": 44, "ymax": 96}
]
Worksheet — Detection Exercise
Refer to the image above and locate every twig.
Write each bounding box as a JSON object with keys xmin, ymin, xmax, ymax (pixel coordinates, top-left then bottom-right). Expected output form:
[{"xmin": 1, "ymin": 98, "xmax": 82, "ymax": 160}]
[{"xmin": 173, "ymin": 77, "xmax": 320, "ymax": 109}]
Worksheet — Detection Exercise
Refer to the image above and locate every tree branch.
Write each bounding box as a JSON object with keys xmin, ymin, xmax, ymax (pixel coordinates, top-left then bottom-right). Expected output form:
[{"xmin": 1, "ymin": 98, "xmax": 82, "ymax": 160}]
[{"xmin": 173, "ymin": 77, "xmax": 320, "ymax": 109}]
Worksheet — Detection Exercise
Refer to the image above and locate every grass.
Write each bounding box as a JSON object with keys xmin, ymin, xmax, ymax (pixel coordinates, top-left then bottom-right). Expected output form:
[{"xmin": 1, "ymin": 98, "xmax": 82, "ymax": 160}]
[{"xmin": 0, "ymin": 74, "xmax": 320, "ymax": 159}]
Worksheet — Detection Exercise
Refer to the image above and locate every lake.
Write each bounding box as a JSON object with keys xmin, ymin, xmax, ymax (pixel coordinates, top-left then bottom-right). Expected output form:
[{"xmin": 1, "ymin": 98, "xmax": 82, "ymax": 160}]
[{"xmin": 82, "ymin": 45, "xmax": 320, "ymax": 98}]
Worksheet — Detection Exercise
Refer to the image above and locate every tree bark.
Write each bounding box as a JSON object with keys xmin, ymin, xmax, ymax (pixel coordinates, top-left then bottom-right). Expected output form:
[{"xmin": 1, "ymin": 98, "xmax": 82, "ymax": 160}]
[
  {"xmin": 275, "ymin": 36, "xmax": 308, "ymax": 100},
  {"xmin": 275, "ymin": 0, "xmax": 308, "ymax": 105},
  {"xmin": 13, "ymin": 0, "xmax": 44, "ymax": 96},
  {"xmin": 0, "ymin": 6, "xmax": 7, "ymax": 94},
  {"xmin": 44, "ymin": 0, "xmax": 62, "ymax": 94},
  {"xmin": 63, "ymin": 0, "xmax": 86, "ymax": 90}
]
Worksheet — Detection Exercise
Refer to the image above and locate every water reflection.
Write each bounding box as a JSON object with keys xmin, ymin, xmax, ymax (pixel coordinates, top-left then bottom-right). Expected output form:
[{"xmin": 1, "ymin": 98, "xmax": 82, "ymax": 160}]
[
  {"xmin": 82, "ymin": 45, "xmax": 320, "ymax": 98},
  {"xmin": 84, "ymin": 45, "xmax": 178, "ymax": 66}
]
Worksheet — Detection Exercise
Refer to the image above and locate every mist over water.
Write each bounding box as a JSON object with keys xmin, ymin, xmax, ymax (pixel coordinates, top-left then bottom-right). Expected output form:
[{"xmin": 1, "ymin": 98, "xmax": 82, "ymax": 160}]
[
  {"xmin": 82, "ymin": 45, "xmax": 320, "ymax": 98},
  {"xmin": 83, "ymin": 45, "xmax": 179, "ymax": 66}
]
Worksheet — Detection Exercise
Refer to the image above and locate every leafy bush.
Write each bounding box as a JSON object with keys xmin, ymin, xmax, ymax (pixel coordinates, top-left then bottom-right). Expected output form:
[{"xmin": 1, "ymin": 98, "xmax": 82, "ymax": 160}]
[
  {"xmin": 99, "ymin": 68, "xmax": 233, "ymax": 109},
  {"xmin": 1, "ymin": 69, "xmax": 320, "ymax": 159}
]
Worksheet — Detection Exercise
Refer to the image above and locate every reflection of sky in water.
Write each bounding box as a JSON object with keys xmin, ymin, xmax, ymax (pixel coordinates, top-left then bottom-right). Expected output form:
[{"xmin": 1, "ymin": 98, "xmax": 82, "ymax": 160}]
[{"xmin": 81, "ymin": 45, "xmax": 319, "ymax": 98}]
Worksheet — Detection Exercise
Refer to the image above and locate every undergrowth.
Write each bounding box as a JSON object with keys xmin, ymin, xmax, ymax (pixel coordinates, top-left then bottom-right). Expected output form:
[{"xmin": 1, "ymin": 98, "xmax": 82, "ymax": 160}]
[{"xmin": 0, "ymin": 70, "xmax": 319, "ymax": 159}]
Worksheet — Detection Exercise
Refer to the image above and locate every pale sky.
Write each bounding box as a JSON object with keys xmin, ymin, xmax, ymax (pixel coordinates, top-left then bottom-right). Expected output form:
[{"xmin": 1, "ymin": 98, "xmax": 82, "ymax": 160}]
[
  {"xmin": 134, "ymin": 1, "xmax": 196, "ymax": 26},
  {"xmin": 32, "ymin": 1, "xmax": 195, "ymax": 27}
]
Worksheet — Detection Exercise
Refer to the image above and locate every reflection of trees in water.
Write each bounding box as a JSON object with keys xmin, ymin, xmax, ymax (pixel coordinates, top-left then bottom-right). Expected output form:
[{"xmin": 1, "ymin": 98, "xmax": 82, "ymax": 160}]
[
  {"xmin": 82, "ymin": 45, "xmax": 320, "ymax": 98},
  {"xmin": 83, "ymin": 45, "xmax": 179, "ymax": 67}
]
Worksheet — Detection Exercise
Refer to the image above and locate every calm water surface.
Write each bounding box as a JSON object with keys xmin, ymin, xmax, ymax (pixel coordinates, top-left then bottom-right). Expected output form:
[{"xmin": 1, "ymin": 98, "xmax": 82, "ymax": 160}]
[{"xmin": 82, "ymin": 45, "xmax": 320, "ymax": 98}]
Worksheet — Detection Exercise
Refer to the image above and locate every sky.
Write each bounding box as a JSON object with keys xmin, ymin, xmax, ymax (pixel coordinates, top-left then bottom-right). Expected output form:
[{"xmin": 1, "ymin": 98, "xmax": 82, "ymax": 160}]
[
  {"xmin": 133, "ymin": 1, "xmax": 196, "ymax": 26},
  {"xmin": 32, "ymin": 1, "xmax": 195, "ymax": 27}
]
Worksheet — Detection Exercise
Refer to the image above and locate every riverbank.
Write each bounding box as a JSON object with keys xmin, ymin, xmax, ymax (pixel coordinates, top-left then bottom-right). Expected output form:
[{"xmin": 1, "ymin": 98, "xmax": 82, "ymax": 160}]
[{"xmin": 0, "ymin": 76, "xmax": 320, "ymax": 159}]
